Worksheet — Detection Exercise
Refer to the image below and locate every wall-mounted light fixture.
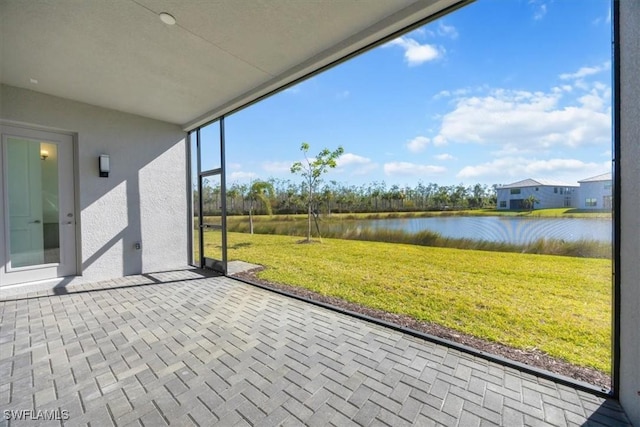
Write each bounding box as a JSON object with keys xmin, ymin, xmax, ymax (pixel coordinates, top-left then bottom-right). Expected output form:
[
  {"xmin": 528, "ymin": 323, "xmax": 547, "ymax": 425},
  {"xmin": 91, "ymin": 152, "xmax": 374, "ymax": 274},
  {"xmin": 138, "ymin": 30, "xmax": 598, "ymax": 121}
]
[
  {"xmin": 40, "ymin": 150, "xmax": 49, "ymax": 160},
  {"xmin": 99, "ymin": 154, "xmax": 110, "ymax": 178}
]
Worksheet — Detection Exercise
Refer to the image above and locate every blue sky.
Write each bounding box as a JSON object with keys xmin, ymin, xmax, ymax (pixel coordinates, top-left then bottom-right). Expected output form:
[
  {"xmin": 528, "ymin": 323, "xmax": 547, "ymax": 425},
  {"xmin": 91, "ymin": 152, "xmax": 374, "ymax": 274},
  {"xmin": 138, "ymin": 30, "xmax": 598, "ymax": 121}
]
[{"xmin": 217, "ymin": 0, "xmax": 612, "ymax": 188}]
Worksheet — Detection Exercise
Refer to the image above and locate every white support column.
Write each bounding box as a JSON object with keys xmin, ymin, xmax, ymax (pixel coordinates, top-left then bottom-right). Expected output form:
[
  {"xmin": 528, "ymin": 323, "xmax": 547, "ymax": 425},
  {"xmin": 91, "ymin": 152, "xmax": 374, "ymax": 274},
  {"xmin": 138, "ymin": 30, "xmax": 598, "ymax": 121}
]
[{"xmin": 618, "ymin": 0, "xmax": 640, "ymax": 424}]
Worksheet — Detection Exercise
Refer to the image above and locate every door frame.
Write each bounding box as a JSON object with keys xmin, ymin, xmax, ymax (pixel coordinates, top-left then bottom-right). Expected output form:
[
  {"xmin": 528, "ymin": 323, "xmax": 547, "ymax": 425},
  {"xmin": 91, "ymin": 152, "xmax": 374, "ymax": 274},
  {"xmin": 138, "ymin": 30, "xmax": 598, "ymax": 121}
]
[
  {"xmin": 0, "ymin": 122, "xmax": 80, "ymax": 286},
  {"xmin": 188, "ymin": 118, "xmax": 227, "ymax": 274}
]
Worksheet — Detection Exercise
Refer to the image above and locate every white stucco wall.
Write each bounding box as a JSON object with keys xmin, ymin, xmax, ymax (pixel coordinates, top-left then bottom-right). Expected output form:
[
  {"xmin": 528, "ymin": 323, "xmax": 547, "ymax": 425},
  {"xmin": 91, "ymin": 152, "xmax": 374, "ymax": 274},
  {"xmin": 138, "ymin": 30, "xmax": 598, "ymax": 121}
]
[
  {"xmin": 0, "ymin": 84, "xmax": 188, "ymax": 281},
  {"xmin": 619, "ymin": 1, "xmax": 640, "ymax": 424}
]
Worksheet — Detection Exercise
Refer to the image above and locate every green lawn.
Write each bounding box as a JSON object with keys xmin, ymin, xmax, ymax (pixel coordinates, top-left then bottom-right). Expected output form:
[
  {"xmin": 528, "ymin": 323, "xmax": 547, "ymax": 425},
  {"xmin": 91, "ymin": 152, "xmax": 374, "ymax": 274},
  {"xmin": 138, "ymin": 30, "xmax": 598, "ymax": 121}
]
[{"xmin": 208, "ymin": 231, "xmax": 612, "ymax": 373}]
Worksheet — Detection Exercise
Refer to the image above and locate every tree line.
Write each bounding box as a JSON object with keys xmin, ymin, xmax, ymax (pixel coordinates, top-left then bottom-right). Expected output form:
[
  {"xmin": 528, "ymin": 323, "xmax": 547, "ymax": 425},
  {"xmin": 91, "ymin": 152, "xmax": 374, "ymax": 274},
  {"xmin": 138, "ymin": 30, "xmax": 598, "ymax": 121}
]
[{"xmin": 194, "ymin": 178, "xmax": 499, "ymax": 216}]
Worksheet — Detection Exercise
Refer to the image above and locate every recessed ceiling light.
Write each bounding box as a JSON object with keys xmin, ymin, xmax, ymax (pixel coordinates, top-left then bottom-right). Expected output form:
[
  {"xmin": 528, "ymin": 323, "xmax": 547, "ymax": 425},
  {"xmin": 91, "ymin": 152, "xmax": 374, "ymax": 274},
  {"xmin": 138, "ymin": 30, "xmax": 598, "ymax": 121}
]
[
  {"xmin": 30, "ymin": 78, "xmax": 38, "ymax": 84},
  {"xmin": 159, "ymin": 12, "xmax": 176, "ymax": 25}
]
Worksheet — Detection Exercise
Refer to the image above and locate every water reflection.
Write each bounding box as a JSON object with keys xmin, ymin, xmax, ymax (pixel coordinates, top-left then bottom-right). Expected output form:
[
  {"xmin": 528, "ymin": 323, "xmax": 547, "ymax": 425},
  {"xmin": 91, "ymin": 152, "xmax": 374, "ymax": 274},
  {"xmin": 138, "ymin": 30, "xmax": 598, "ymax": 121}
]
[{"xmin": 330, "ymin": 216, "xmax": 611, "ymax": 245}]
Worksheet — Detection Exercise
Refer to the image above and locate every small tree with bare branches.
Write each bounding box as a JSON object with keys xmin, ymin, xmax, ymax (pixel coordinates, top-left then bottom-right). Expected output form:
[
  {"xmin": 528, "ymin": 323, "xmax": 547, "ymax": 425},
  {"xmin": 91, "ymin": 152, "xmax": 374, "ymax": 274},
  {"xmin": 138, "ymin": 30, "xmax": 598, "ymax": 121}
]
[{"xmin": 291, "ymin": 142, "xmax": 344, "ymax": 242}]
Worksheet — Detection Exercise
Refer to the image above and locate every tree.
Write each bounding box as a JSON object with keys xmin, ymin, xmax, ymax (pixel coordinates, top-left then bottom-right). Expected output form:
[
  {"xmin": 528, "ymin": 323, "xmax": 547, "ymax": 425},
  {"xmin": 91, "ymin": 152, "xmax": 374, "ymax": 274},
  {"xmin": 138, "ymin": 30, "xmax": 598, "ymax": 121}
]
[
  {"xmin": 192, "ymin": 183, "xmax": 200, "ymax": 215},
  {"xmin": 470, "ymin": 183, "xmax": 487, "ymax": 209},
  {"xmin": 320, "ymin": 183, "xmax": 336, "ymax": 214},
  {"xmin": 201, "ymin": 179, "xmax": 216, "ymax": 215},
  {"xmin": 247, "ymin": 180, "xmax": 274, "ymax": 234},
  {"xmin": 522, "ymin": 194, "xmax": 539, "ymax": 211},
  {"xmin": 451, "ymin": 184, "xmax": 468, "ymax": 209},
  {"xmin": 237, "ymin": 183, "xmax": 248, "ymax": 213},
  {"xmin": 291, "ymin": 142, "xmax": 344, "ymax": 242},
  {"xmin": 226, "ymin": 184, "xmax": 242, "ymax": 214},
  {"xmin": 433, "ymin": 185, "xmax": 450, "ymax": 209}
]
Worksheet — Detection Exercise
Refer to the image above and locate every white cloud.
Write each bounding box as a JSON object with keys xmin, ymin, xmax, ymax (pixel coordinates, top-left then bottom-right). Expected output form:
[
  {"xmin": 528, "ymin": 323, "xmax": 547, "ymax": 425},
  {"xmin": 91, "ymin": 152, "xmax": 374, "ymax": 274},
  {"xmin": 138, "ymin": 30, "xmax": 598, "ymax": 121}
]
[
  {"xmin": 387, "ymin": 36, "xmax": 441, "ymax": 66},
  {"xmin": 336, "ymin": 90, "xmax": 350, "ymax": 99},
  {"xmin": 433, "ymin": 90, "xmax": 451, "ymax": 99},
  {"xmin": 433, "ymin": 135, "xmax": 448, "ymax": 146},
  {"xmin": 337, "ymin": 153, "xmax": 369, "ymax": 167},
  {"xmin": 433, "ymin": 86, "xmax": 479, "ymax": 100},
  {"xmin": 457, "ymin": 157, "xmax": 606, "ymax": 182},
  {"xmin": 229, "ymin": 171, "xmax": 258, "ymax": 181},
  {"xmin": 559, "ymin": 62, "xmax": 610, "ymax": 81},
  {"xmin": 336, "ymin": 153, "xmax": 378, "ymax": 176},
  {"xmin": 530, "ymin": 0, "xmax": 547, "ymax": 20},
  {"xmin": 408, "ymin": 28, "xmax": 433, "ymax": 38},
  {"xmin": 384, "ymin": 162, "xmax": 446, "ymax": 177},
  {"xmin": 434, "ymin": 153, "xmax": 455, "ymax": 161},
  {"xmin": 406, "ymin": 136, "xmax": 430, "ymax": 153},
  {"xmin": 551, "ymin": 85, "xmax": 573, "ymax": 94},
  {"xmin": 262, "ymin": 161, "xmax": 293, "ymax": 173},
  {"xmin": 433, "ymin": 85, "xmax": 611, "ymax": 151},
  {"xmin": 579, "ymin": 91, "xmax": 606, "ymax": 111},
  {"xmin": 437, "ymin": 22, "xmax": 459, "ymax": 39},
  {"xmin": 593, "ymin": 7, "xmax": 612, "ymax": 25}
]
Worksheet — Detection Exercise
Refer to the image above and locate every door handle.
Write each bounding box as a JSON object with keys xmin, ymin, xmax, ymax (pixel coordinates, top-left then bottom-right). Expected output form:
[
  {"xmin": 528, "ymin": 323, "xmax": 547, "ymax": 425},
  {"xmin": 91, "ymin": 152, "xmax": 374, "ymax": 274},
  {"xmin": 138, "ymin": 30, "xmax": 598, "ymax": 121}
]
[{"xmin": 29, "ymin": 220, "xmax": 41, "ymax": 224}]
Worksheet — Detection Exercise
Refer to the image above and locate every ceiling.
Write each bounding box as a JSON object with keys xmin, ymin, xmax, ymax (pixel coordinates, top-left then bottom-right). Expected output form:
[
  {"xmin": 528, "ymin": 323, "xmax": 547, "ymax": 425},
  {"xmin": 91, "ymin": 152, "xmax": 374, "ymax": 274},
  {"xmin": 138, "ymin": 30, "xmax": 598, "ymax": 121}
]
[{"xmin": 0, "ymin": 0, "xmax": 467, "ymax": 130}]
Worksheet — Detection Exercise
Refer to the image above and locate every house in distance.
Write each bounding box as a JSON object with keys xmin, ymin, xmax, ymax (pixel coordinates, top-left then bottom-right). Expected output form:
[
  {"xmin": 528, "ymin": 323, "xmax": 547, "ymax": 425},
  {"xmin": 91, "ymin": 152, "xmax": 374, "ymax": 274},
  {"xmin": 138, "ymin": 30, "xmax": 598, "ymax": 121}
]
[
  {"xmin": 497, "ymin": 178, "xmax": 579, "ymax": 210},
  {"xmin": 578, "ymin": 172, "xmax": 613, "ymax": 210},
  {"xmin": 497, "ymin": 173, "xmax": 612, "ymax": 210}
]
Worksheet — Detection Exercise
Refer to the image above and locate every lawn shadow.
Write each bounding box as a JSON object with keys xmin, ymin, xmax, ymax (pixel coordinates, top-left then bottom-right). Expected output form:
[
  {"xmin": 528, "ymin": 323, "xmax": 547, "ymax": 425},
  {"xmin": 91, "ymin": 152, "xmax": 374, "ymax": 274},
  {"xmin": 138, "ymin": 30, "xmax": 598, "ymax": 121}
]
[{"xmin": 228, "ymin": 242, "xmax": 252, "ymax": 249}]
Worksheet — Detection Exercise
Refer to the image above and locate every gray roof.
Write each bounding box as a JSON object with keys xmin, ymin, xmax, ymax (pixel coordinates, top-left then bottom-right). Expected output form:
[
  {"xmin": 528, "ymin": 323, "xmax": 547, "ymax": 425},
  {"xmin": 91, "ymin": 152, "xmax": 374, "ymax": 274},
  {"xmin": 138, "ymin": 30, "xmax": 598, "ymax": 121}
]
[
  {"xmin": 578, "ymin": 172, "xmax": 612, "ymax": 183},
  {"xmin": 499, "ymin": 178, "xmax": 578, "ymax": 189}
]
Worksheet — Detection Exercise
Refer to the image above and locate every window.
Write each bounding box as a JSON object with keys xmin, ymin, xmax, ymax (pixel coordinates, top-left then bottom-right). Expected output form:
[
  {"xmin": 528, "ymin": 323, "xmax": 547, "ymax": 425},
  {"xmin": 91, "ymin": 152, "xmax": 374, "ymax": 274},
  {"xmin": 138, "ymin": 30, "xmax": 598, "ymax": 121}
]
[
  {"xmin": 510, "ymin": 188, "xmax": 521, "ymax": 195},
  {"xmin": 554, "ymin": 187, "xmax": 558, "ymax": 193},
  {"xmin": 585, "ymin": 198, "xmax": 598, "ymax": 207},
  {"xmin": 499, "ymin": 201, "xmax": 507, "ymax": 208},
  {"xmin": 604, "ymin": 183, "xmax": 612, "ymax": 190},
  {"xmin": 535, "ymin": 187, "xmax": 539, "ymax": 191}
]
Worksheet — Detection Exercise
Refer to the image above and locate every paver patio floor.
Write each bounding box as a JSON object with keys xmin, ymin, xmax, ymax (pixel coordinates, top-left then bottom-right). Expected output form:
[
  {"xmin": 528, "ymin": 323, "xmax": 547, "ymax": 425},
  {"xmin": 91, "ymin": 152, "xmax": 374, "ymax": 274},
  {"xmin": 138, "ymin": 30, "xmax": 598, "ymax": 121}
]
[{"xmin": 0, "ymin": 269, "xmax": 631, "ymax": 426}]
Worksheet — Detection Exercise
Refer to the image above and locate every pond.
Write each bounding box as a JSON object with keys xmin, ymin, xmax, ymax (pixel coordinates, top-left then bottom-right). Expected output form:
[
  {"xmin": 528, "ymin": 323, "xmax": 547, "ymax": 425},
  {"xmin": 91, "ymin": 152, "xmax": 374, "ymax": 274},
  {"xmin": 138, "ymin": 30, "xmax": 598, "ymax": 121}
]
[{"xmin": 329, "ymin": 216, "xmax": 612, "ymax": 245}]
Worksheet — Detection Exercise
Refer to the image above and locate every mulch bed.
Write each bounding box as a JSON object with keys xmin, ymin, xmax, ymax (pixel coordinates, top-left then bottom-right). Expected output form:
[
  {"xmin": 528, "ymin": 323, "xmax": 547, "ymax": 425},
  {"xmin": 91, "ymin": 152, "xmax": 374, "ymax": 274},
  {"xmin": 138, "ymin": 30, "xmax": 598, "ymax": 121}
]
[{"xmin": 232, "ymin": 267, "xmax": 612, "ymax": 390}]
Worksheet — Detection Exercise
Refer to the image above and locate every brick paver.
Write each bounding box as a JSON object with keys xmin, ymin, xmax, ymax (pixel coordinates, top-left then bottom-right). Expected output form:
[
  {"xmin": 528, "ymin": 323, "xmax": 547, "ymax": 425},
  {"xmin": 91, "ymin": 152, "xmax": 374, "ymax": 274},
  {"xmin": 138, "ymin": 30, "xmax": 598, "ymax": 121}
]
[{"xmin": 0, "ymin": 270, "xmax": 631, "ymax": 426}]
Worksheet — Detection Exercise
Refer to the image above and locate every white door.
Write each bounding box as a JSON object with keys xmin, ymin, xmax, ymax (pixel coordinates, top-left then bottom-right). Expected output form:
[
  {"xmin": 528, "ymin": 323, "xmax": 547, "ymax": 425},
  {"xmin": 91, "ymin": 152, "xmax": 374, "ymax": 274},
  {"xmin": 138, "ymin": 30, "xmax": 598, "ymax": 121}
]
[{"xmin": 0, "ymin": 125, "xmax": 77, "ymax": 286}]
